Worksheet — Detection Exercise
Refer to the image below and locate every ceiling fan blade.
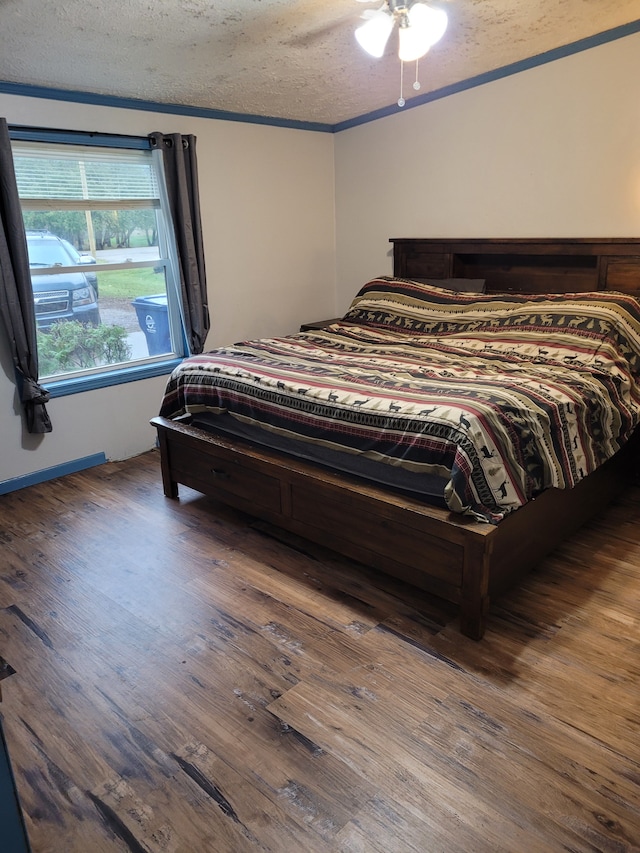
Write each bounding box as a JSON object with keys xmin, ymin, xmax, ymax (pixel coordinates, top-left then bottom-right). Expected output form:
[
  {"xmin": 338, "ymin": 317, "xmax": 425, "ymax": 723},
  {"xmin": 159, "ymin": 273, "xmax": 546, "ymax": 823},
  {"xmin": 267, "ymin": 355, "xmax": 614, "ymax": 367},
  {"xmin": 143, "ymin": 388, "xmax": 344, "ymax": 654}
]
[{"xmin": 283, "ymin": 1, "xmax": 388, "ymax": 49}]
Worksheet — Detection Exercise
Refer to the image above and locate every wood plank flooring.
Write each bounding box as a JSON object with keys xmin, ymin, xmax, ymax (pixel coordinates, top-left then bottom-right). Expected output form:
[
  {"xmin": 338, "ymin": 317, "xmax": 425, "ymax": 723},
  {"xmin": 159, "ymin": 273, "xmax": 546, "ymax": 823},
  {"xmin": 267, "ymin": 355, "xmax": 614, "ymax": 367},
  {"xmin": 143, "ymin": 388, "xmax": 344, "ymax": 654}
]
[{"xmin": 0, "ymin": 449, "xmax": 639, "ymax": 852}]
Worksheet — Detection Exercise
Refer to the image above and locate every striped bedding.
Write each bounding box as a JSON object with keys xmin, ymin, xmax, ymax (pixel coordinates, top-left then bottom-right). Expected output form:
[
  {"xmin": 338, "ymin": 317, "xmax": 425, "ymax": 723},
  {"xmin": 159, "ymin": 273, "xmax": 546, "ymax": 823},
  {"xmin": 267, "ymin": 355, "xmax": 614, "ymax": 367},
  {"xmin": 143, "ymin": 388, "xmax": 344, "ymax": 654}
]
[{"xmin": 159, "ymin": 277, "xmax": 640, "ymax": 523}]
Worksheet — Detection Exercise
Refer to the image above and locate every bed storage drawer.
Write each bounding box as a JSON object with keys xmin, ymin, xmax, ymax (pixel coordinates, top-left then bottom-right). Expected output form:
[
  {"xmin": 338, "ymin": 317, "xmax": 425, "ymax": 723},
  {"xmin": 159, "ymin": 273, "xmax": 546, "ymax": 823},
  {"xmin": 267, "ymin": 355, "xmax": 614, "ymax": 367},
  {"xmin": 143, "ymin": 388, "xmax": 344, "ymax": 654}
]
[
  {"xmin": 169, "ymin": 440, "xmax": 282, "ymax": 513},
  {"xmin": 290, "ymin": 479, "xmax": 465, "ymax": 598}
]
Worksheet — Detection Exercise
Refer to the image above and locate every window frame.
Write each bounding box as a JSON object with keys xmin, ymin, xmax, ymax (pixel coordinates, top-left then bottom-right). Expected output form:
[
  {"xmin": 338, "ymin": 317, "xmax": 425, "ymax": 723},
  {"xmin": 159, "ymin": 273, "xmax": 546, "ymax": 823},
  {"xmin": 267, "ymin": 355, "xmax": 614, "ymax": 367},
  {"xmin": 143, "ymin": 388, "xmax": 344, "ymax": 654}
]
[{"xmin": 8, "ymin": 126, "xmax": 185, "ymax": 398}]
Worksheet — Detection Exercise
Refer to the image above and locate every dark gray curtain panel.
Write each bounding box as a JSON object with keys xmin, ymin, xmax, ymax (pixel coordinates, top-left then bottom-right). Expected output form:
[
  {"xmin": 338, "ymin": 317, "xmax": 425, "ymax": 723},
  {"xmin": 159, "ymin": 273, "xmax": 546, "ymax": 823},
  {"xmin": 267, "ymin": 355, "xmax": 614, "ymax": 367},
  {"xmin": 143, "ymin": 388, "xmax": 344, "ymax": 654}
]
[
  {"xmin": 0, "ymin": 118, "xmax": 52, "ymax": 433},
  {"xmin": 149, "ymin": 132, "xmax": 209, "ymax": 354}
]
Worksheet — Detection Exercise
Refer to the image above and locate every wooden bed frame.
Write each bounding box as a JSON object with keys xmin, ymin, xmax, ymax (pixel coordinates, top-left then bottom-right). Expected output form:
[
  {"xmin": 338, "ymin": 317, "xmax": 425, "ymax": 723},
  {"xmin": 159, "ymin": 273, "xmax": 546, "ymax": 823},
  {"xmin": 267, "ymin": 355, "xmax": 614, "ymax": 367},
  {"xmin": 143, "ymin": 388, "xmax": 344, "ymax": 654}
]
[{"xmin": 151, "ymin": 237, "xmax": 640, "ymax": 639}]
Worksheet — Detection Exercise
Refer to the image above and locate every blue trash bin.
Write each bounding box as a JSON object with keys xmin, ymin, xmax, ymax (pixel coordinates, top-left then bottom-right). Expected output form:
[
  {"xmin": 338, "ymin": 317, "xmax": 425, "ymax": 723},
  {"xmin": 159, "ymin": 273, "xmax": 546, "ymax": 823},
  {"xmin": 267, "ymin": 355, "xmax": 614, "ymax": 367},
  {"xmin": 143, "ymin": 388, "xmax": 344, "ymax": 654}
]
[{"xmin": 132, "ymin": 294, "xmax": 171, "ymax": 356}]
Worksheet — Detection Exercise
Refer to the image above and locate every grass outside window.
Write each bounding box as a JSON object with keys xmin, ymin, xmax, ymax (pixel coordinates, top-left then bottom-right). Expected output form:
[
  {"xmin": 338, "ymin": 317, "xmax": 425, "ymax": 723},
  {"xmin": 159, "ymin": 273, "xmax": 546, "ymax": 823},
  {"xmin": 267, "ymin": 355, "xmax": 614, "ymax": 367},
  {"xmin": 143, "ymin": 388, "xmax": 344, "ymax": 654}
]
[{"xmin": 96, "ymin": 265, "xmax": 162, "ymax": 299}]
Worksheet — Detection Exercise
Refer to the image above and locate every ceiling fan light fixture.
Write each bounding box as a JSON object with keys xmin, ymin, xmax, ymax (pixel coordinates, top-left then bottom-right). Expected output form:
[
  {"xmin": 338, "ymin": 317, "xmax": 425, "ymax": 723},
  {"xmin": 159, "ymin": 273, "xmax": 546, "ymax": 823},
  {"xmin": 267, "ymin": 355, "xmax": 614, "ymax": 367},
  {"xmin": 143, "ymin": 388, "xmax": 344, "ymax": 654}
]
[
  {"xmin": 407, "ymin": 3, "xmax": 448, "ymax": 48},
  {"xmin": 398, "ymin": 19, "xmax": 429, "ymax": 62},
  {"xmin": 355, "ymin": 10, "xmax": 395, "ymax": 58}
]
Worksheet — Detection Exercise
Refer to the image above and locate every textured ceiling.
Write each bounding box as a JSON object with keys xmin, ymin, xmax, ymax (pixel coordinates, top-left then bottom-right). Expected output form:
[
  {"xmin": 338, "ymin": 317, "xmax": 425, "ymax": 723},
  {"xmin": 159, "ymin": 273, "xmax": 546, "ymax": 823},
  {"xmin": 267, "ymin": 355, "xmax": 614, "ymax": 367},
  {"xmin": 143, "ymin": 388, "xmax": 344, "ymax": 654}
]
[{"xmin": 0, "ymin": 0, "xmax": 639, "ymax": 127}]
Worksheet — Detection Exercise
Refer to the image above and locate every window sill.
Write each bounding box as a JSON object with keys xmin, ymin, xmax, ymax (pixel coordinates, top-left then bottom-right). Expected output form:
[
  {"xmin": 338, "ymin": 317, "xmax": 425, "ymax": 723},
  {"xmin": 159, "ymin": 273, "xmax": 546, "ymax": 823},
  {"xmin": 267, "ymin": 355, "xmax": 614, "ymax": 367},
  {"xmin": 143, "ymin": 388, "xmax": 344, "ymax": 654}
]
[{"xmin": 44, "ymin": 358, "xmax": 182, "ymax": 398}]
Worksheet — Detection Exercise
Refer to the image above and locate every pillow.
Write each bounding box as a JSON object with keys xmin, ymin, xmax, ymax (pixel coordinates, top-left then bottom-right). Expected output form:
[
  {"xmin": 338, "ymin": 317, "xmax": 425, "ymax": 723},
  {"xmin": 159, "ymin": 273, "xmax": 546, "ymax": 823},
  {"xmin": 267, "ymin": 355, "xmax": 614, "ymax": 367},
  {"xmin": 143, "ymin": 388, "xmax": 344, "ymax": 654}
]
[
  {"xmin": 417, "ymin": 277, "xmax": 486, "ymax": 293},
  {"xmin": 343, "ymin": 276, "xmax": 488, "ymax": 329}
]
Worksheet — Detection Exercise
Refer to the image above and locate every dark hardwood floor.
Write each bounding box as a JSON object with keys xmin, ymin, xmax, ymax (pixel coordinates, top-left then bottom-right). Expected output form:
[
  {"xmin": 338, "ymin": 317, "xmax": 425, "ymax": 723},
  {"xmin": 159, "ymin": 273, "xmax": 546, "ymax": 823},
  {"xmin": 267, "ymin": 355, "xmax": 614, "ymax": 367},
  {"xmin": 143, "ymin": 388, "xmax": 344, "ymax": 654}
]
[{"xmin": 0, "ymin": 450, "xmax": 639, "ymax": 852}]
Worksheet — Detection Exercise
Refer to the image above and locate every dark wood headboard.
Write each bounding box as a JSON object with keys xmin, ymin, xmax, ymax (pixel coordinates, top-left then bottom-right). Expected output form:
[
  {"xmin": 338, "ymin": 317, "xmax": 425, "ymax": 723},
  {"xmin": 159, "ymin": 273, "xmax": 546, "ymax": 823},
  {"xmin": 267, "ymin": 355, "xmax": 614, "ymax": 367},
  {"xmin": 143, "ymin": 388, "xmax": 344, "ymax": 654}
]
[{"xmin": 391, "ymin": 238, "xmax": 640, "ymax": 295}]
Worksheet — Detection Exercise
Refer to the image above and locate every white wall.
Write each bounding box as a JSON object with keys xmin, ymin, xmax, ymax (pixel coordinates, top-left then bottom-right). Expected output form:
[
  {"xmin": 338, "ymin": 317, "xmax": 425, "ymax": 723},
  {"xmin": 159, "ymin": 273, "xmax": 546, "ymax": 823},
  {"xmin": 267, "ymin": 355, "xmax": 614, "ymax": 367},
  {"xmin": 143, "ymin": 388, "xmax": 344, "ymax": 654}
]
[
  {"xmin": 334, "ymin": 32, "xmax": 640, "ymax": 312},
  {"xmin": 0, "ymin": 95, "xmax": 336, "ymax": 482}
]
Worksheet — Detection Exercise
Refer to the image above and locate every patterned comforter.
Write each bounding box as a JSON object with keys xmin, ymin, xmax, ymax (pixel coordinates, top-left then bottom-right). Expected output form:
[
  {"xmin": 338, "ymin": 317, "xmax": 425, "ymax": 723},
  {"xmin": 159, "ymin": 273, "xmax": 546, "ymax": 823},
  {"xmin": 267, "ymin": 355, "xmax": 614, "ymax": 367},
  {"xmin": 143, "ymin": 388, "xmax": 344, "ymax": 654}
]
[{"xmin": 159, "ymin": 277, "xmax": 640, "ymax": 523}]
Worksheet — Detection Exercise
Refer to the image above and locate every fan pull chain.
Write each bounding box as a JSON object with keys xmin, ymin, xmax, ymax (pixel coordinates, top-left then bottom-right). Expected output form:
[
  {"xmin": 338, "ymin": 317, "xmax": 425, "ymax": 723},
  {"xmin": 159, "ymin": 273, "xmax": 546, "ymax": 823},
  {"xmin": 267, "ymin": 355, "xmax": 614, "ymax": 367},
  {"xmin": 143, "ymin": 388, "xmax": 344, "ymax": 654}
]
[
  {"xmin": 398, "ymin": 60, "xmax": 405, "ymax": 107},
  {"xmin": 398, "ymin": 59, "xmax": 422, "ymax": 107}
]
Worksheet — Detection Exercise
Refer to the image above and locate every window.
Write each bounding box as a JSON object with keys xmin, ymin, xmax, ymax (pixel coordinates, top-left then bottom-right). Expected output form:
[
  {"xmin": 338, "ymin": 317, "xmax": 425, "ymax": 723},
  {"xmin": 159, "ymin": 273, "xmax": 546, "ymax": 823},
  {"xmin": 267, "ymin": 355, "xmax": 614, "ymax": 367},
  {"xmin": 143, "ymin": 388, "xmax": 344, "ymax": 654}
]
[{"xmin": 10, "ymin": 134, "xmax": 184, "ymax": 392}]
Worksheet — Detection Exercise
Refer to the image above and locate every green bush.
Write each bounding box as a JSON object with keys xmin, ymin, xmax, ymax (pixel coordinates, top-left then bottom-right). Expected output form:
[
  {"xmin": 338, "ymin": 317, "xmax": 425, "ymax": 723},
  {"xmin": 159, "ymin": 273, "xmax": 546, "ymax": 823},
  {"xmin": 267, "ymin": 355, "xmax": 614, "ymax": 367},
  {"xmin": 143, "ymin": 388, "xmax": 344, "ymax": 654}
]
[{"xmin": 38, "ymin": 321, "xmax": 131, "ymax": 376}]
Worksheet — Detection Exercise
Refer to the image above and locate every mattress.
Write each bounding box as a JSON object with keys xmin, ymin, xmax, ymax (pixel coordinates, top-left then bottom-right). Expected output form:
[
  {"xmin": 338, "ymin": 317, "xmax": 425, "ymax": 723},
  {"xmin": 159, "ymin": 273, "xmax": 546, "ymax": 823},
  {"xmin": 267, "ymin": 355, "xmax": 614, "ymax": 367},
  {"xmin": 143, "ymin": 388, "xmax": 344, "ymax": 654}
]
[{"xmin": 191, "ymin": 411, "xmax": 449, "ymax": 506}]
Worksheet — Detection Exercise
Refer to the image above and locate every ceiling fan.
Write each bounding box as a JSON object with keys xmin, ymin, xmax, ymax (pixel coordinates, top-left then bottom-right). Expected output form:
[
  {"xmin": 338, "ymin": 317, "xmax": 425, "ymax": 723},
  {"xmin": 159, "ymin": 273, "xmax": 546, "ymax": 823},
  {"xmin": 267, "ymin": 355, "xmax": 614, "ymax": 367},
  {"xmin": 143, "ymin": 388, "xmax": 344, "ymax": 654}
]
[
  {"xmin": 355, "ymin": 0, "xmax": 448, "ymax": 106},
  {"xmin": 355, "ymin": 0, "xmax": 448, "ymax": 62},
  {"xmin": 285, "ymin": 0, "xmax": 448, "ymax": 109}
]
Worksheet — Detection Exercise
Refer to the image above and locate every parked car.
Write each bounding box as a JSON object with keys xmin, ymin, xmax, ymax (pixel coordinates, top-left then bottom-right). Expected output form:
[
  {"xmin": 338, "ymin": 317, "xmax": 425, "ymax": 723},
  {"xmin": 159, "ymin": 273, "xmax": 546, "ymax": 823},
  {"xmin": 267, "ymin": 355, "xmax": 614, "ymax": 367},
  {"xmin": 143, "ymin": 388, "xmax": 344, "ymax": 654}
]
[
  {"xmin": 26, "ymin": 231, "xmax": 100, "ymax": 329},
  {"xmin": 60, "ymin": 237, "xmax": 99, "ymax": 293}
]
